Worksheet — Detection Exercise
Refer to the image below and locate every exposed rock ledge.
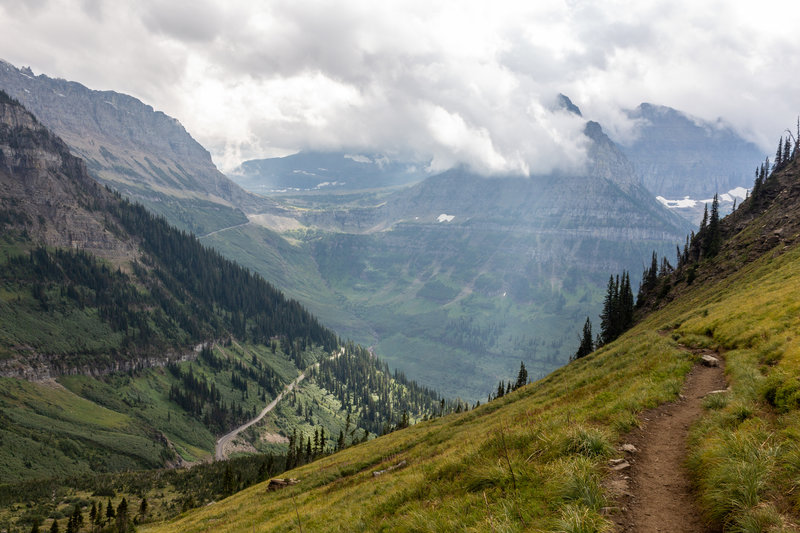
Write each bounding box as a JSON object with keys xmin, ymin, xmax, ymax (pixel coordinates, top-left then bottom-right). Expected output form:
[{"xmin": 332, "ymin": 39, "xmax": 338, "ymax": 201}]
[{"xmin": 0, "ymin": 342, "xmax": 208, "ymax": 382}]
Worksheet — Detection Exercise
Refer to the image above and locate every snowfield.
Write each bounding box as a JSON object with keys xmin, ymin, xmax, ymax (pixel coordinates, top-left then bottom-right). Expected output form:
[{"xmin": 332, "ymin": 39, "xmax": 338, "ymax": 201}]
[{"xmin": 657, "ymin": 186, "xmax": 750, "ymax": 210}]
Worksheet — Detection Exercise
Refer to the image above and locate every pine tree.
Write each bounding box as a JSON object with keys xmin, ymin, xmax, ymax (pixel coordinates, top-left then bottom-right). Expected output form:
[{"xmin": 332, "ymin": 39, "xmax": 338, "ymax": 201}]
[
  {"xmin": 599, "ymin": 275, "xmax": 617, "ymax": 345},
  {"xmin": 704, "ymin": 194, "xmax": 721, "ymax": 258},
  {"xmin": 620, "ymin": 271, "xmax": 634, "ymax": 330},
  {"xmin": 496, "ymin": 380, "xmax": 505, "ymax": 399},
  {"xmin": 106, "ymin": 499, "xmax": 115, "ymax": 522},
  {"xmin": 116, "ymin": 497, "xmax": 129, "ymax": 533},
  {"xmin": 699, "ymin": 204, "xmax": 708, "ymax": 234},
  {"xmin": 30, "ymin": 522, "xmax": 40, "ymax": 533},
  {"xmin": 49, "ymin": 520, "xmax": 59, "ymax": 533},
  {"xmin": 775, "ymin": 137, "xmax": 784, "ymax": 171},
  {"xmin": 514, "ymin": 362, "xmax": 528, "ymax": 389},
  {"xmin": 784, "ymin": 137, "xmax": 792, "ymax": 163},
  {"xmin": 573, "ymin": 317, "xmax": 594, "ymax": 360}
]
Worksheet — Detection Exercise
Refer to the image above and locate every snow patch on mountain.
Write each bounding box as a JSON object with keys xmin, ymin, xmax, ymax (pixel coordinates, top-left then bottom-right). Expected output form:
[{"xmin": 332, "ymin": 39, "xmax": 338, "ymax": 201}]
[{"xmin": 657, "ymin": 186, "xmax": 749, "ymax": 210}]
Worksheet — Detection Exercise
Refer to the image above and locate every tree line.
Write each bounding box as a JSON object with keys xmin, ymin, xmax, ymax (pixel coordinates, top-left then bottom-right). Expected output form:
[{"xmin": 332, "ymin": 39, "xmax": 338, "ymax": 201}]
[{"xmin": 573, "ymin": 121, "xmax": 800, "ymax": 361}]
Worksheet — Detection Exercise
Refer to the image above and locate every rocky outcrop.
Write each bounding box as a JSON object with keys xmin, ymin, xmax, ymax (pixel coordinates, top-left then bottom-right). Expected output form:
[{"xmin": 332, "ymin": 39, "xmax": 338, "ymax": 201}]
[
  {"xmin": 0, "ymin": 348, "xmax": 198, "ymax": 381},
  {"xmin": 0, "ymin": 60, "xmax": 278, "ymax": 233},
  {"xmin": 0, "ymin": 95, "xmax": 139, "ymax": 263}
]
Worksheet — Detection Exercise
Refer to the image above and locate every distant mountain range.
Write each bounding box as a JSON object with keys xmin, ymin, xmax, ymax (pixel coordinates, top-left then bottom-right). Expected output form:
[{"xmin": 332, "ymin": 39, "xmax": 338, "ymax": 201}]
[{"xmin": 232, "ymin": 101, "xmax": 766, "ymax": 226}]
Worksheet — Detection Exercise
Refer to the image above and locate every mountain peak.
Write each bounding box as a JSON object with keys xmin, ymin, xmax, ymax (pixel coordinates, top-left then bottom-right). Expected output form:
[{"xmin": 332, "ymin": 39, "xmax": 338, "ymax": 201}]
[{"xmin": 557, "ymin": 93, "xmax": 583, "ymax": 117}]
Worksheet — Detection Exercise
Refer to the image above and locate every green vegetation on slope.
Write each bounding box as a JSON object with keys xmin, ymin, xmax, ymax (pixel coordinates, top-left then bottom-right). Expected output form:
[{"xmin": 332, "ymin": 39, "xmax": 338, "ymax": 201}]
[
  {"xmin": 144, "ymin": 319, "xmax": 697, "ymax": 532},
  {"xmin": 146, "ymin": 149, "xmax": 800, "ymax": 531}
]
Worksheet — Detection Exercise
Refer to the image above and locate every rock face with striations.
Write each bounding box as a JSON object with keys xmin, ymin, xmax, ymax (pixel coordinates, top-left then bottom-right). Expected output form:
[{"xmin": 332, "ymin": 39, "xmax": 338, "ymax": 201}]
[
  {"xmin": 618, "ymin": 103, "xmax": 764, "ymax": 199},
  {"xmin": 0, "ymin": 91, "xmax": 137, "ymax": 263},
  {"xmin": 0, "ymin": 60, "xmax": 277, "ymax": 234}
]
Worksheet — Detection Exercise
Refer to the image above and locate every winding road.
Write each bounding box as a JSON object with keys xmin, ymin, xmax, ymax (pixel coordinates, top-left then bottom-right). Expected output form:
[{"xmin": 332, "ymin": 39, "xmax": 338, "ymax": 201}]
[{"xmin": 214, "ymin": 348, "xmax": 344, "ymax": 461}]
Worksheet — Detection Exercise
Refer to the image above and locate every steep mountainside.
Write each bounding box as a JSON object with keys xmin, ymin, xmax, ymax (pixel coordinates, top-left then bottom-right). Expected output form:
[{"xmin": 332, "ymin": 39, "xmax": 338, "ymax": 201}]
[
  {"xmin": 146, "ymin": 129, "xmax": 800, "ymax": 533},
  {"xmin": 0, "ymin": 93, "xmax": 444, "ymax": 487},
  {"xmin": 0, "ymin": 60, "xmax": 278, "ymax": 234},
  {"xmin": 618, "ymin": 103, "xmax": 764, "ymax": 222}
]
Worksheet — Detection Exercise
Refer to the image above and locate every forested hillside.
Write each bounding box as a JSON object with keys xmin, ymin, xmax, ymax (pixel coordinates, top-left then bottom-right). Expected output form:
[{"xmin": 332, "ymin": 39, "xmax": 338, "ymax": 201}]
[{"xmin": 0, "ymin": 91, "xmax": 448, "ymax": 531}]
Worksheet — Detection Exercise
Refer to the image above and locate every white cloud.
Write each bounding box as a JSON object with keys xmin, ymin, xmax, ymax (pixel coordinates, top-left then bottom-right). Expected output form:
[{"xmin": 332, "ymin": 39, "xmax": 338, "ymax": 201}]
[{"xmin": 1, "ymin": 0, "xmax": 799, "ymax": 174}]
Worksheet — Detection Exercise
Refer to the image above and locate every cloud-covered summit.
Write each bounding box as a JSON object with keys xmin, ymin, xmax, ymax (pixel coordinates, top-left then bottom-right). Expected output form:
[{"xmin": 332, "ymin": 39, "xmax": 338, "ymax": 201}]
[{"xmin": 1, "ymin": 1, "xmax": 798, "ymax": 175}]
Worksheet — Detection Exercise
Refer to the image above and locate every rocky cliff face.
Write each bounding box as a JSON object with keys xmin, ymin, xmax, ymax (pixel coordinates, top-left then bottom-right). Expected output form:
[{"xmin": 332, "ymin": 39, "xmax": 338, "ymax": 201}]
[
  {"xmin": 0, "ymin": 60, "xmax": 277, "ymax": 233},
  {"xmin": 618, "ymin": 103, "xmax": 764, "ymax": 198},
  {"xmin": 0, "ymin": 93, "xmax": 138, "ymax": 263}
]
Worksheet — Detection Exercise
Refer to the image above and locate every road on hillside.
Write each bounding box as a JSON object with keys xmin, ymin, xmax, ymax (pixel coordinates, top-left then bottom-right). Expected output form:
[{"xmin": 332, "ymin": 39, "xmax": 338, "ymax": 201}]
[
  {"xmin": 214, "ymin": 348, "xmax": 344, "ymax": 461},
  {"xmin": 198, "ymin": 221, "xmax": 250, "ymax": 239}
]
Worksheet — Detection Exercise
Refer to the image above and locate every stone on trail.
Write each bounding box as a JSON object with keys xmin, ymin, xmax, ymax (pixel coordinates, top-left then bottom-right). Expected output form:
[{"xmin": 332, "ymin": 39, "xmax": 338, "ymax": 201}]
[
  {"xmin": 621, "ymin": 443, "xmax": 638, "ymax": 453},
  {"xmin": 701, "ymin": 354, "xmax": 719, "ymax": 367},
  {"xmin": 610, "ymin": 461, "xmax": 631, "ymax": 471}
]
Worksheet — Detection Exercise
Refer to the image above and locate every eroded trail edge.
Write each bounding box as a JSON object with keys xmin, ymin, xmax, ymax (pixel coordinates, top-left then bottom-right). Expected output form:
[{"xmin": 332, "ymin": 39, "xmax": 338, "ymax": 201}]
[{"xmin": 609, "ymin": 351, "xmax": 727, "ymax": 532}]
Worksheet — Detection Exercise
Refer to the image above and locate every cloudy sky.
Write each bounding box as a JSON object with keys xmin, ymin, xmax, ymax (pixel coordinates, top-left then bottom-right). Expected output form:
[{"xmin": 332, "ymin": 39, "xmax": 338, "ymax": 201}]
[{"xmin": 1, "ymin": 0, "xmax": 798, "ymax": 174}]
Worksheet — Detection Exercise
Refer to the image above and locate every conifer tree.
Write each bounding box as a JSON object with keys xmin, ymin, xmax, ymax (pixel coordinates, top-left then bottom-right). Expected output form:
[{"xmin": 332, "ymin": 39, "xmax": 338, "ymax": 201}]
[
  {"xmin": 514, "ymin": 362, "xmax": 528, "ymax": 390},
  {"xmin": 49, "ymin": 520, "xmax": 58, "ymax": 533},
  {"xmin": 573, "ymin": 317, "xmax": 594, "ymax": 360},
  {"xmin": 775, "ymin": 137, "xmax": 784, "ymax": 171},
  {"xmin": 106, "ymin": 499, "xmax": 115, "ymax": 522},
  {"xmin": 116, "ymin": 498, "xmax": 129, "ymax": 533},
  {"xmin": 704, "ymin": 194, "xmax": 721, "ymax": 258},
  {"xmin": 784, "ymin": 137, "xmax": 792, "ymax": 163},
  {"xmin": 496, "ymin": 380, "xmax": 505, "ymax": 399},
  {"xmin": 699, "ymin": 204, "xmax": 708, "ymax": 234},
  {"xmin": 599, "ymin": 275, "xmax": 617, "ymax": 345}
]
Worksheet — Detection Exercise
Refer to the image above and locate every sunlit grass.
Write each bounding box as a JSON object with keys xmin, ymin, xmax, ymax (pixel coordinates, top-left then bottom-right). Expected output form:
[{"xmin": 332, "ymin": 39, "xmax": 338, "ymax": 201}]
[{"xmin": 142, "ymin": 242, "xmax": 800, "ymax": 532}]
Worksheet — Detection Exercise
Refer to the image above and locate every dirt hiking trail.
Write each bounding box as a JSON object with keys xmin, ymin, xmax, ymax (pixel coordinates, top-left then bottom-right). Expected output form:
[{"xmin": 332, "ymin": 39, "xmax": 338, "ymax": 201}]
[{"xmin": 610, "ymin": 349, "xmax": 727, "ymax": 532}]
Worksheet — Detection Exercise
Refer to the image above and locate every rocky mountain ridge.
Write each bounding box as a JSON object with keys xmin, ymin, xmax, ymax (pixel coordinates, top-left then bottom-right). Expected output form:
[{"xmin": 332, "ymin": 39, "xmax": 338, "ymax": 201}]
[
  {"xmin": 0, "ymin": 60, "xmax": 278, "ymax": 234},
  {"xmin": 0, "ymin": 91, "xmax": 137, "ymax": 264},
  {"xmin": 618, "ymin": 102, "xmax": 764, "ymax": 199}
]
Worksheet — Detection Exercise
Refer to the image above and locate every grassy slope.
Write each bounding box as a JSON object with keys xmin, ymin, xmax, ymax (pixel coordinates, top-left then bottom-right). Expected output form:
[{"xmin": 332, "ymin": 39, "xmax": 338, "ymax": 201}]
[
  {"xmin": 145, "ymin": 240, "xmax": 800, "ymax": 532},
  {"xmin": 144, "ymin": 319, "xmax": 694, "ymax": 531}
]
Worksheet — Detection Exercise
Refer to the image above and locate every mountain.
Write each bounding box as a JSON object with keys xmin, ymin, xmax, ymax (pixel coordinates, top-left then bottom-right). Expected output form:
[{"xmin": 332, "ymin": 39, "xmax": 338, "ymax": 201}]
[
  {"xmin": 0, "ymin": 59, "xmax": 278, "ymax": 235},
  {"xmin": 617, "ymin": 103, "xmax": 765, "ymax": 223},
  {"xmin": 142, "ymin": 127, "xmax": 800, "ymax": 533},
  {"xmin": 0, "ymin": 62, "xmax": 692, "ymax": 401},
  {"xmin": 213, "ymin": 116, "xmax": 692, "ymax": 400},
  {"xmin": 0, "ymin": 92, "xmax": 444, "ymax": 489},
  {"xmin": 230, "ymin": 151, "xmax": 427, "ymax": 193}
]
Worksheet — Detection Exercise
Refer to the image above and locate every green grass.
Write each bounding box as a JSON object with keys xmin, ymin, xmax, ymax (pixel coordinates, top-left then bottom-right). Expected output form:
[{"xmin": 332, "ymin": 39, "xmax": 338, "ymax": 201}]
[
  {"xmin": 142, "ymin": 320, "xmax": 695, "ymax": 532},
  {"xmin": 142, "ymin": 229, "xmax": 800, "ymax": 532}
]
